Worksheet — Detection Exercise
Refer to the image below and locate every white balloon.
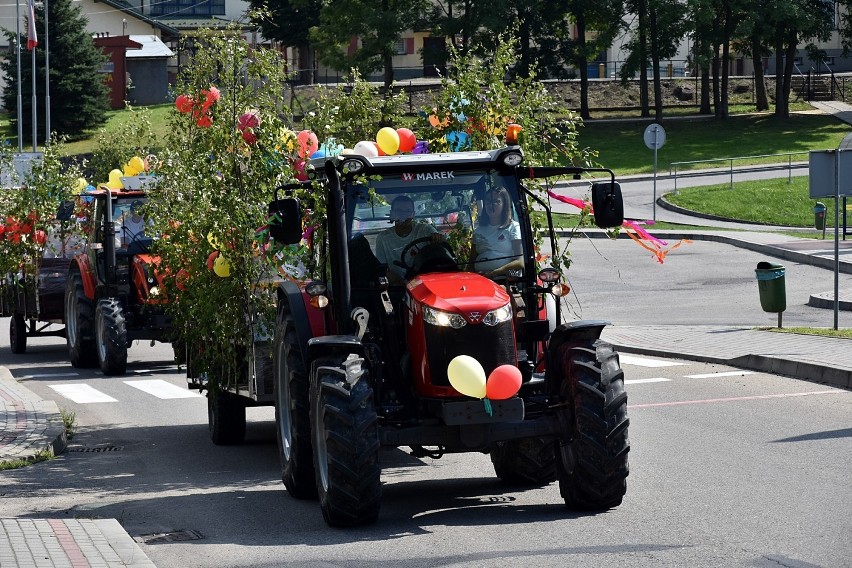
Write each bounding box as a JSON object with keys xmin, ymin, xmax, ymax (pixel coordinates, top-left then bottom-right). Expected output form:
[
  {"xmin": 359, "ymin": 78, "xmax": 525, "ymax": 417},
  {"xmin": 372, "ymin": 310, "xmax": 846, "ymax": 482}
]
[{"xmin": 353, "ymin": 140, "xmax": 379, "ymax": 157}]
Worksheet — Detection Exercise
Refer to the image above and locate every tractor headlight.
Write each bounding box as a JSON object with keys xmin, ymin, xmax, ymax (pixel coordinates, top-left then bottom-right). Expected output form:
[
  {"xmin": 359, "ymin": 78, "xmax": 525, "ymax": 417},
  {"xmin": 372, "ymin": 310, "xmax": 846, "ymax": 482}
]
[
  {"xmin": 483, "ymin": 304, "xmax": 512, "ymax": 326},
  {"xmin": 422, "ymin": 305, "xmax": 467, "ymax": 329}
]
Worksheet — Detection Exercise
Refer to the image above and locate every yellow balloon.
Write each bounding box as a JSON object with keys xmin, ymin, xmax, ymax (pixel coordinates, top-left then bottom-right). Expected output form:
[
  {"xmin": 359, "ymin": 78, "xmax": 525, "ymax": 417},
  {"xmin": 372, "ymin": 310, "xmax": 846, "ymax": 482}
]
[
  {"xmin": 123, "ymin": 163, "xmax": 139, "ymax": 177},
  {"xmin": 375, "ymin": 127, "xmax": 400, "ymax": 155},
  {"xmin": 447, "ymin": 355, "xmax": 486, "ymax": 398},
  {"xmin": 74, "ymin": 177, "xmax": 88, "ymax": 193},
  {"xmin": 213, "ymin": 255, "xmax": 231, "ymax": 277},
  {"xmin": 207, "ymin": 232, "xmax": 222, "ymax": 250},
  {"xmin": 109, "ymin": 169, "xmax": 123, "ymax": 182},
  {"xmin": 129, "ymin": 156, "xmax": 146, "ymax": 174}
]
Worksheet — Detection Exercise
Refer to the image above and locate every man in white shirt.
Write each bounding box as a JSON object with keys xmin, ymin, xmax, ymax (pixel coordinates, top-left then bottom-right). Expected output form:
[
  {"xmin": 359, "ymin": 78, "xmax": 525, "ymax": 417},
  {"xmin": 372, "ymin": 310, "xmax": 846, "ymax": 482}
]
[
  {"xmin": 375, "ymin": 195, "xmax": 443, "ymax": 284},
  {"xmin": 116, "ymin": 200, "xmax": 147, "ymax": 248}
]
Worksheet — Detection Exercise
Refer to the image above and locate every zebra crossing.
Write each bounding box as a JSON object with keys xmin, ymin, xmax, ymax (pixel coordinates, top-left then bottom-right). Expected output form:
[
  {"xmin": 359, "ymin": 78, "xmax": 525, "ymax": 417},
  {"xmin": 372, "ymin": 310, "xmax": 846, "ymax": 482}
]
[{"xmin": 40, "ymin": 354, "xmax": 754, "ymax": 405}]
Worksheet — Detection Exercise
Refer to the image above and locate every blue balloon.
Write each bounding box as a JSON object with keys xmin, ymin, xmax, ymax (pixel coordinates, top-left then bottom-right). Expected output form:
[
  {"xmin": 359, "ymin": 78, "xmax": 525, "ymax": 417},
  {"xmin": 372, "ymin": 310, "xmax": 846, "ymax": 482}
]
[
  {"xmin": 310, "ymin": 150, "xmax": 326, "ymax": 159},
  {"xmin": 445, "ymin": 131, "xmax": 469, "ymax": 152}
]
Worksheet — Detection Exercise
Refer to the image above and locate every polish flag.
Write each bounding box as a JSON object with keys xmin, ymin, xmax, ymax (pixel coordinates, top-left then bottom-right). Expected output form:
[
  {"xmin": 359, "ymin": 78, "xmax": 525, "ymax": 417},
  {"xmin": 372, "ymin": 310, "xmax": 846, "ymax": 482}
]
[{"xmin": 27, "ymin": 0, "xmax": 38, "ymax": 50}]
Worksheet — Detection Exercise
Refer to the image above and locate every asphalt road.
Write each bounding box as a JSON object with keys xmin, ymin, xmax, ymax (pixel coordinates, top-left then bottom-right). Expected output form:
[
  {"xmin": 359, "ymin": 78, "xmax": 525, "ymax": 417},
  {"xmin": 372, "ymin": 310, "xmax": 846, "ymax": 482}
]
[{"xmin": 1, "ymin": 237, "xmax": 851, "ymax": 567}]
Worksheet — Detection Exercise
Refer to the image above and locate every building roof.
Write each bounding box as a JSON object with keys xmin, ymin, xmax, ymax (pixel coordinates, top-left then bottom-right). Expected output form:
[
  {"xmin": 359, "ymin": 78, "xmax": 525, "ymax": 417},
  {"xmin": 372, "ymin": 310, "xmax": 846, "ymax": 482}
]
[
  {"xmin": 125, "ymin": 35, "xmax": 174, "ymax": 58},
  {"xmin": 157, "ymin": 16, "xmax": 253, "ymax": 31},
  {"xmin": 90, "ymin": 0, "xmax": 180, "ymax": 36}
]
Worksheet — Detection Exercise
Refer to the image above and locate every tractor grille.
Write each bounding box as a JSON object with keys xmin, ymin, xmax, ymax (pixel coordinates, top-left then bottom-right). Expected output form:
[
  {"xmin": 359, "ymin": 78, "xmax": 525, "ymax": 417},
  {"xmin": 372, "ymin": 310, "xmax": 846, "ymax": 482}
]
[{"xmin": 425, "ymin": 319, "xmax": 515, "ymax": 388}]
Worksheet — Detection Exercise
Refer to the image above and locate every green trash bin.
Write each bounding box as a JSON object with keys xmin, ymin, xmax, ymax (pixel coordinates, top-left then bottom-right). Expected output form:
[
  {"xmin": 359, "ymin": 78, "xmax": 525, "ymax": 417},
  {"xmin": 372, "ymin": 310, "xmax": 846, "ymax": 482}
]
[
  {"xmin": 755, "ymin": 261, "xmax": 786, "ymax": 313},
  {"xmin": 814, "ymin": 202, "xmax": 826, "ymax": 231}
]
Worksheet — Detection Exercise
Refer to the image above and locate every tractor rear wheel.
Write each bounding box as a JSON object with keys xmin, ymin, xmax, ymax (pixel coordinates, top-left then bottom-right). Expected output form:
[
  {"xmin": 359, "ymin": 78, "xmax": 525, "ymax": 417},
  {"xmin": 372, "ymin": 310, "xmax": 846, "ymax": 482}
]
[
  {"xmin": 554, "ymin": 340, "xmax": 629, "ymax": 510},
  {"xmin": 95, "ymin": 298, "xmax": 128, "ymax": 376},
  {"xmin": 65, "ymin": 270, "xmax": 97, "ymax": 368},
  {"xmin": 490, "ymin": 437, "xmax": 557, "ymax": 486},
  {"xmin": 208, "ymin": 387, "xmax": 246, "ymax": 445},
  {"xmin": 10, "ymin": 313, "xmax": 27, "ymax": 354},
  {"xmin": 310, "ymin": 354, "xmax": 381, "ymax": 527},
  {"xmin": 274, "ymin": 304, "xmax": 316, "ymax": 499}
]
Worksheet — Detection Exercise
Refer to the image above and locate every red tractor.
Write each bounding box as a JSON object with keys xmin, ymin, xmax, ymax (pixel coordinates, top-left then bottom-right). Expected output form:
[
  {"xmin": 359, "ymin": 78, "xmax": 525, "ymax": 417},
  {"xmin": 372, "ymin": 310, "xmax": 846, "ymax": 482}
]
[
  {"xmin": 64, "ymin": 188, "xmax": 173, "ymax": 375},
  {"xmin": 266, "ymin": 145, "xmax": 629, "ymax": 526}
]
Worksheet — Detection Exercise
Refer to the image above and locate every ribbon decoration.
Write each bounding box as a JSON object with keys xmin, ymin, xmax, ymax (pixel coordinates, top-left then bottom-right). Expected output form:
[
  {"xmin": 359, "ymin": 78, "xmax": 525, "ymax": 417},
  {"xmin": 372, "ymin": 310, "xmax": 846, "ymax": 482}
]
[{"xmin": 546, "ymin": 189, "xmax": 690, "ymax": 263}]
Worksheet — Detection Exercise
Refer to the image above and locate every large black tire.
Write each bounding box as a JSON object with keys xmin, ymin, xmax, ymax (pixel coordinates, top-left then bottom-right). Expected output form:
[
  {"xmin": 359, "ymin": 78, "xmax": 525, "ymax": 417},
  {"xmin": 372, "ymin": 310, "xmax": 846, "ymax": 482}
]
[
  {"xmin": 95, "ymin": 298, "xmax": 128, "ymax": 376},
  {"xmin": 310, "ymin": 354, "xmax": 381, "ymax": 527},
  {"xmin": 490, "ymin": 437, "xmax": 557, "ymax": 486},
  {"xmin": 554, "ymin": 340, "xmax": 629, "ymax": 510},
  {"xmin": 208, "ymin": 387, "xmax": 246, "ymax": 445},
  {"xmin": 274, "ymin": 304, "xmax": 316, "ymax": 499},
  {"xmin": 65, "ymin": 270, "xmax": 97, "ymax": 368},
  {"xmin": 10, "ymin": 313, "xmax": 27, "ymax": 354}
]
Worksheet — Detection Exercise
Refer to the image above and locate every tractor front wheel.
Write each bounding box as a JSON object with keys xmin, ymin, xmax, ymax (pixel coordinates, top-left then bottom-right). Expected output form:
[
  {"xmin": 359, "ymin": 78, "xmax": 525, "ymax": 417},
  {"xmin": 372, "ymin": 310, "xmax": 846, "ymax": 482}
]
[
  {"xmin": 65, "ymin": 270, "xmax": 97, "ymax": 368},
  {"xmin": 96, "ymin": 298, "xmax": 128, "ymax": 375},
  {"xmin": 554, "ymin": 340, "xmax": 629, "ymax": 510},
  {"xmin": 10, "ymin": 313, "xmax": 27, "ymax": 354},
  {"xmin": 310, "ymin": 354, "xmax": 381, "ymax": 527}
]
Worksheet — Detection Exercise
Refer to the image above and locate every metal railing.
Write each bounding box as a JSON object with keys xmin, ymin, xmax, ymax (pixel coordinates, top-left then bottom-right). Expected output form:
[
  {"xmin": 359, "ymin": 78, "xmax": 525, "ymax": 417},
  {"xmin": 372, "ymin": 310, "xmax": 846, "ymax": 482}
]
[{"xmin": 669, "ymin": 152, "xmax": 809, "ymax": 193}]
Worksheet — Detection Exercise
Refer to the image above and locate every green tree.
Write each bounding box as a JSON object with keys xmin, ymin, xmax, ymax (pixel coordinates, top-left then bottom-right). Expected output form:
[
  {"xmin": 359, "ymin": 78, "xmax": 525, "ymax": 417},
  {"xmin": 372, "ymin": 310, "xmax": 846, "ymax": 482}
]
[
  {"xmin": 247, "ymin": 0, "xmax": 321, "ymax": 83},
  {"xmin": 310, "ymin": 0, "xmax": 428, "ymax": 87},
  {"xmin": 1, "ymin": 0, "xmax": 110, "ymax": 143}
]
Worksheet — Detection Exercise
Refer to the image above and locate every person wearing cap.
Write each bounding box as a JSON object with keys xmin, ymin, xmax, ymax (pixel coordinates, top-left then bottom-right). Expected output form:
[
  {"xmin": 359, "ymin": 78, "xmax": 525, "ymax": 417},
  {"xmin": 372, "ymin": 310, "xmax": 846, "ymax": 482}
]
[
  {"xmin": 116, "ymin": 200, "xmax": 147, "ymax": 248},
  {"xmin": 375, "ymin": 195, "xmax": 443, "ymax": 284}
]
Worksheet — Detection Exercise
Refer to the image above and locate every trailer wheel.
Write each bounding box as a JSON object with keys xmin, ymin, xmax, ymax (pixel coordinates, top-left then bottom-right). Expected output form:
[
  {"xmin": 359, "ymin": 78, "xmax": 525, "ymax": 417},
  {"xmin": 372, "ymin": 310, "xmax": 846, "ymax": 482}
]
[
  {"xmin": 274, "ymin": 305, "xmax": 316, "ymax": 499},
  {"xmin": 65, "ymin": 270, "xmax": 97, "ymax": 368},
  {"xmin": 208, "ymin": 386, "xmax": 246, "ymax": 445},
  {"xmin": 553, "ymin": 340, "xmax": 629, "ymax": 510},
  {"xmin": 95, "ymin": 298, "xmax": 128, "ymax": 376},
  {"xmin": 490, "ymin": 437, "xmax": 557, "ymax": 486},
  {"xmin": 311, "ymin": 354, "xmax": 381, "ymax": 527},
  {"xmin": 10, "ymin": 313, "xmax": 27, "ymax": 354}
]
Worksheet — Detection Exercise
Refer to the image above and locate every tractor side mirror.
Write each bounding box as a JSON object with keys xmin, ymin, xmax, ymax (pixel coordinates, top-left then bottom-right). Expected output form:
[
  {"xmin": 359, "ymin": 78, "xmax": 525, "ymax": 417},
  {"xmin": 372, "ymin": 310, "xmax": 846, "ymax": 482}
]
[
  {"xmin": 268, "ymin": 197, "xmax": 303, "ymax": 245},
  {"xmin": 56, "ymin": 200, "xmax": 75, "ymax": 221},
  {"xmin": 591, "ymin": 181, "xmax": 624, "ymax": 229}
]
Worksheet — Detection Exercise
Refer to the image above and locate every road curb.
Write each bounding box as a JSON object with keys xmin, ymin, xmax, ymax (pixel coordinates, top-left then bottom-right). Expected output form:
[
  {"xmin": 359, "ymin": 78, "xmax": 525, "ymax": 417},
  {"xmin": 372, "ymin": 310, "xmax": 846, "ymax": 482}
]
[
  {"xmin": 609, "ymin": 343, "xmax": 852, "ymax": 391},
  {"xmin": 0, "ymin": 366, "xmax": 68, "ymax": 465}
]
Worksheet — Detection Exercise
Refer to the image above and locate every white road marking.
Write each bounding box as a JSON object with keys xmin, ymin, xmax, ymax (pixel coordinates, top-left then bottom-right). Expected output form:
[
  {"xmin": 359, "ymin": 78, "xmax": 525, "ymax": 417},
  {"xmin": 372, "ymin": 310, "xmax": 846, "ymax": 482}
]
[
  {"xmin": 619, "ymin": 354, "xmax": 684, "ymax": 368},
  {"xmin": 124, "ymin": 379, "xmax": 200, "ymax": 399},
  {"xmin": 49, "ymin": 384, "xmax": 117, "ymax": 404},
  {"xmin": 21, "ymin": 372, "xmax": 80, "ymax": 379},
  {"xmin": 625, "ymin": 377, "xmax": 672, "ymax": 385},
  {"xmin": 685, "ymin": 371, "xmax": 755, "ymax": 379}
]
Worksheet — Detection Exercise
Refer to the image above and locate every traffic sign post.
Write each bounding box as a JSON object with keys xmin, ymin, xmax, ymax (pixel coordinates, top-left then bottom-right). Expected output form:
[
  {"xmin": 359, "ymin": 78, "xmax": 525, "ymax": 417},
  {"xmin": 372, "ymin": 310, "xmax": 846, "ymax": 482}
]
[{"xmin": 644, "ymin": 123, "xmax": 666, "ymax": 220}]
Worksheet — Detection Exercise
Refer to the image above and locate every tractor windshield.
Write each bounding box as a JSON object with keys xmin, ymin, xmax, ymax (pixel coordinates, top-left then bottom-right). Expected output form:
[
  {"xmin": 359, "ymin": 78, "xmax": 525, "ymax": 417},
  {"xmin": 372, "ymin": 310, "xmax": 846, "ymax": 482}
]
[{"xmin": 345, "ymin": 170, "xmax": 527, "ymax": 280}]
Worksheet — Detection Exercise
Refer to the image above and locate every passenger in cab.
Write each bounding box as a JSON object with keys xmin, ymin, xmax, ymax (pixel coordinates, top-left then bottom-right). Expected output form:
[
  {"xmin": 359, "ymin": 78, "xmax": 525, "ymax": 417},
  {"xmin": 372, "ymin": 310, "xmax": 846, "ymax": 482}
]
[{"xmin": 469, "ymin": 187, "xmax": 523, "ymax": 278}]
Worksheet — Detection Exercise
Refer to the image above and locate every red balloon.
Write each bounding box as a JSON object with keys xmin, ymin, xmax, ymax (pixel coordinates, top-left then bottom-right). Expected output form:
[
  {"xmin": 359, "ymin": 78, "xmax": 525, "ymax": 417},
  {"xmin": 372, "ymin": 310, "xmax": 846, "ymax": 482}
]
[
  {"xmin": 175, "ymin": 94, "xmax": 194, "ymax": 114},
  {"xmin": 34, "ymin": 230, "xmax": 46, "ymax": 245},
  {"xmin": 242, "ymin": 129, "xmax": 257, "ymax": 145},
  {"xmin": 397, "ymin": 128, "xmax": 416, "ymax": 153},
  {"xmin": 206, "ymin": 250, "xmax": 219, "ymax": 270},
  {"xmin": 486, "ymin": 365, "xmax": 522, "ymax": 400}
]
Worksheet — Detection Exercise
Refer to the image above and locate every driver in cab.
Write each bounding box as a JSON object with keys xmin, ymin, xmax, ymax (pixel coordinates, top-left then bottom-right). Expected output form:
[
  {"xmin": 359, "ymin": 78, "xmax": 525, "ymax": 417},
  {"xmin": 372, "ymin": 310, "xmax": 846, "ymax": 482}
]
[{"xmin": 375, "ymin": 195, "xmax": 444, "ymax": 285}]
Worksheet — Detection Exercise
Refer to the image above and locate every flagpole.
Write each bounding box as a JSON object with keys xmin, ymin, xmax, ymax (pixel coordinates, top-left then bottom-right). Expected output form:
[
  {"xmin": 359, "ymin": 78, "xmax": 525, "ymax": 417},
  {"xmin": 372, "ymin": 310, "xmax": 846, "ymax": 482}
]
[
  {"xmin": 31, "ymin": 44, "xmax": 37, "ymax": 152},
  {"xmin": 44, "ymin": 0, "xmax": 49, "ymax": 147},
  {"xmin": 15, "ymin": 0, "xmax": 22, "ymax": 152}
]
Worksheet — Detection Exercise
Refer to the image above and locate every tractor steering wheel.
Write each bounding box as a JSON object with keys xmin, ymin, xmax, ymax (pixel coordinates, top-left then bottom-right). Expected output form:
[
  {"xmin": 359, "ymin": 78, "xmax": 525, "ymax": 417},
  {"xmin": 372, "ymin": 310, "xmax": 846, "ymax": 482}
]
[{"xmin": 398, "ymin": 235, "xmax": 455, "ymax": 272}]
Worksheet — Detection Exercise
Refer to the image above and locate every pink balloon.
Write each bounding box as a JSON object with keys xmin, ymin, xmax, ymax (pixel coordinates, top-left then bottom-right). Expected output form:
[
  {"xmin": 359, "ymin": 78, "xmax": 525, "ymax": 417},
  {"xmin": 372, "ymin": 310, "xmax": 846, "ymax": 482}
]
[
  {"xmin": 486, "ymin": 365, "xmax": 522, "ymax": 400},
  {"xmin": 238, "ymin": 111, "xmax": 260, "ymax": 131},
  {"xmin": 294, "ymin": 160, "xmax": 308, "ymax": 181},
  {"xmin": 397, "ymin": 128, "xmax": 416, "ymax": 153},
  {"xmin": 297, "ymin": 130, "xmax": 319, "ymax": 158}
]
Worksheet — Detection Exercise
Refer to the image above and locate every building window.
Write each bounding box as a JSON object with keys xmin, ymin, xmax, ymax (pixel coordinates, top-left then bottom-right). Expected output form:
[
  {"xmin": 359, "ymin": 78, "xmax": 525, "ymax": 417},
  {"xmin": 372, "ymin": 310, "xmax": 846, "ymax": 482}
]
[
  {"xmin": 150, "ymin": 0, "xmax": 225, "ymax": 17},
  {"xmin": 394, "ymin": 39, "xmax": 406, "ymax": 55}
]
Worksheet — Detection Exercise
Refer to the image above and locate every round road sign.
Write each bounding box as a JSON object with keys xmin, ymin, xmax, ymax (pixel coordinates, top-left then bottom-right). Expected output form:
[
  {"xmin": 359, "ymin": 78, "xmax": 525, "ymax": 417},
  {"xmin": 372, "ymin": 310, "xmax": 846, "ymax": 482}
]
[{"xmin": 643, "ymin": 123, "xmax": 666, "ymax": 150}]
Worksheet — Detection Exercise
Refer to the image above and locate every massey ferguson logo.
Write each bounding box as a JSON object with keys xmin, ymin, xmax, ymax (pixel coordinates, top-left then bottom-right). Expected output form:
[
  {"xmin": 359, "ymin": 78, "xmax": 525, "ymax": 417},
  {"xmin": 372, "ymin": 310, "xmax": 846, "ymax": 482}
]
[
  {"xmin": 468, "ymin": 311, "xmax": 481, "ymax": 322},
  {"xmin": 401, "ymin": 171, "xmax": 455, "ymax": 181}
]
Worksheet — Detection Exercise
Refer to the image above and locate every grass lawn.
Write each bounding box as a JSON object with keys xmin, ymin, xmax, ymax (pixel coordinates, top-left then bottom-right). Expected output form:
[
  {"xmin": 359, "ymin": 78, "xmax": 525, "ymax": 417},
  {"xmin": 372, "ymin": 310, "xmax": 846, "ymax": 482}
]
[
  {"xmin": 664, "ymin": 176, "xmax": 851, "ymax": 227},
  {"xmin": 577, "ymin": 111, "xmax": 850, "ymax": 176}
]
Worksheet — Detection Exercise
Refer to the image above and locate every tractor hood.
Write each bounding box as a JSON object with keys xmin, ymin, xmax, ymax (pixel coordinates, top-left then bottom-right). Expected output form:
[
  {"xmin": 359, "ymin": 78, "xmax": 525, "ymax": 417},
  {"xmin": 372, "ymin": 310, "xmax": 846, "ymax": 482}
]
[{"xmin": 406, "ymin": 272, "xmax": 510, "ymax": 314}]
